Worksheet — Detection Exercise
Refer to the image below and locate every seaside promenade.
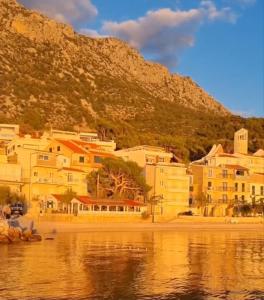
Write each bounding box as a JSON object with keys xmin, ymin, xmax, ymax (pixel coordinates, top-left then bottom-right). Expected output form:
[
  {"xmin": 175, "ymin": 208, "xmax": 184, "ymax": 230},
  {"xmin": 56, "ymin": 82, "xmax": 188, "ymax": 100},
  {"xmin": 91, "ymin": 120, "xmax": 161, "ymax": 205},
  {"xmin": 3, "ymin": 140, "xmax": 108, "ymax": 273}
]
[{"xmin": 35, "ymin": 216, "xmax": 264, "ymax": 234}]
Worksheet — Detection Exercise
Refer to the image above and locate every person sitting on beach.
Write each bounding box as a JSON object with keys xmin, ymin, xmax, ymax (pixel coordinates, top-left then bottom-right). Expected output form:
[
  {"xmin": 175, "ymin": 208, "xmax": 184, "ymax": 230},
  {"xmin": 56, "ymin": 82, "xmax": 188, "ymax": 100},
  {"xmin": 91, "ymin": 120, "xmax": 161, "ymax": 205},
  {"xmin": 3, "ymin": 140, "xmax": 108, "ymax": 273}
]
[
  {"xmin": 2, "ymin": 204, "xmax": 11, "ymax": 220},
  {"xmin": 8, "ymin": 215, "xmax": 34, "ymax": 233}
]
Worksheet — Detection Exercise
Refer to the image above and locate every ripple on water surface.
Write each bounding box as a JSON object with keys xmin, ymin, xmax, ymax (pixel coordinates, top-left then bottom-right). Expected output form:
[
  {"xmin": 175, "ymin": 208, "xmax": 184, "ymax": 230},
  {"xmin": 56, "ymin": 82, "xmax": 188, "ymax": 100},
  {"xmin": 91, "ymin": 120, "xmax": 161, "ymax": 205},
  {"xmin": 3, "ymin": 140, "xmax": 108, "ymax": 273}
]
[{"xmin": 0, "ymin": 231, "xmax": 264, "ymax": 300}]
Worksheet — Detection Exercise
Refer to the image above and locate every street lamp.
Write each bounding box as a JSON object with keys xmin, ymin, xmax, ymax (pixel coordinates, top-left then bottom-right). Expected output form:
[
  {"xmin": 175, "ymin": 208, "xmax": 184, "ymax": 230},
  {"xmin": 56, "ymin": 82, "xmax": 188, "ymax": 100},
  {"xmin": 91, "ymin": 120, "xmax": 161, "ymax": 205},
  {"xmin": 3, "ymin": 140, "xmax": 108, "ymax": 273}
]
[{"xmin": 149, "ymin": 194, "xmax": 163, "ymax": 223}]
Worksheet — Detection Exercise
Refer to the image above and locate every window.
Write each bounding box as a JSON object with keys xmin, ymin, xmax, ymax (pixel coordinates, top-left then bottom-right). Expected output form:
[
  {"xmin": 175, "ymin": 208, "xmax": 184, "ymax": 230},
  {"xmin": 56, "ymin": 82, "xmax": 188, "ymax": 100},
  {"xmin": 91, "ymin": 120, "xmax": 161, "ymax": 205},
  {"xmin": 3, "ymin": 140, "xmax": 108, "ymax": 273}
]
[
  {"xmin": 222, "ymin": 169, "xmax": 228, "ymax": 178},
  {"xmin": 49, "ymin": 148, "xmax": 52, "ymax": 153},
  {"xmin": 79, "ymin": 204, "xmax": 83, "ymax": 211},
  {"xmin": 57, "ymin": 146, "xmax": 61, "ymax": 151},
  {"xmin": 109, "ymin": 206, "xmax": 116, "ymax": 211},
  {"xmin": 235, "ymin": 195, "xmax": 238, "ymax": 201},
  {"xmin": 208, "ymin": 169, "xmax": 213, "ymax": 177},
  {"xmin": 38, "ymin": 155, "xmax": 49, "ymax": 161},
  {"xmin": 241, "ymin": 195, "xmax": 245, "ymax": 202},
  {"xmin": 83, "ymin": 205, "xmax": 90, "ymax": 211},
  {"xmin": 252, "ymin": 185, "xmax": 255, "ymax": 195},
  {"xmin": 223, "ymin": 182, "xmax": 227, "ymax": 191},
  {"xmin": 79, "ymin": 156, "xmax": 85, "ymax": 163},
  {"xmin": 94, "ymin": 156, "xmax": 102, "ymax": 164},
  {"xmin": 208, "ymin": 182, "xmax": 212, "ymax": 190},
  {"xmin": 46, "ymin": 201, "xmax": 54, "ymax": 209},
  {"xmin": 33, "ymin": 172, "xmax": 38, "ymax": 177},
  {"xmin": 146, "ymin": 156, "xmax": 154, "ymax": 164},
  {"xmin": 235, "ymin": 183, "xmax": 238, "ymax": 192},
  {"xmin": 242, "ymin": 183, "xmax": 245, "ymax": 192},
  {"xmin": 222, "ymin": 194, "xmax": 228, "ymax": 203},
  {"xmin": 94, "ymin": 205, "xmax": 100, "ymax": 211},
  {"xmin": 158, "ymin": 157, "xmax": 165, "ymax": 162},
  {"xmin": 261, "ymin": 186, "xmax": 264, "ymax": 196},
  {"xmin": 67, "ymin": 173, "xmax": 73, "ymax": 182},
  {"xmin": 236, "ymin": 170, "xmax": 245, "ymax": 176}
]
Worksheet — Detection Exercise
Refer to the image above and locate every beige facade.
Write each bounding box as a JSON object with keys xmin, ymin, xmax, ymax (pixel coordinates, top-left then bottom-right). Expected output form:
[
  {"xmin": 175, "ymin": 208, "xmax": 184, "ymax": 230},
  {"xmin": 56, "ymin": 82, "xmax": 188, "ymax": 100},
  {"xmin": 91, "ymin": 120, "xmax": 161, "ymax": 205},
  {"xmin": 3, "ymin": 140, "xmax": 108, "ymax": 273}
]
[
  {"xmin": 0, "ymin": 124, "xmax": 19, "ymax": 142},
  {"xmin": 191, "ymin": 128, "xmax": 264, "ymax": 216},
  {"xmin": 7, "ymin": 134, "xmax": 50, "ymax": 156},
  {"xmin": 249, "ymin": 173, "xmax": 264, "ymax": 205},
  {"xmin": 115, "ymin": 145, "xmax": 173, "ymax": 167},
  {"xmin": 190, "ymin": 164, "xmax": 250, "ymax": 216},
  {"xmin": 145, "ymin": 163, "xmax": 190, "ymax": 216},
  {"xmin": 116, "ymin": 146, "xmax": 189, "ymax": 217},
  {"xmin": 0, "ymin": 161, "xmax": 23, "ymax": 195}
]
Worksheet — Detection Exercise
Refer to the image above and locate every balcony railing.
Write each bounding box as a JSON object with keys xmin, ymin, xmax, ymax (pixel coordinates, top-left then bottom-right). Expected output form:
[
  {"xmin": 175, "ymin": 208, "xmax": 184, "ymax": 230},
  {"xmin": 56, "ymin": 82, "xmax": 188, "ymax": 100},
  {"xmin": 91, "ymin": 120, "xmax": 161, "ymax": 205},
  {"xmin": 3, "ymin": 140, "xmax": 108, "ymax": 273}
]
[
  {"xmin": 207, "ymin": 187, "xmax": 234, "ymax": 192},
  {"xmin": 215, "ymin": 174, "xmax": 234, "ymax": 179}
]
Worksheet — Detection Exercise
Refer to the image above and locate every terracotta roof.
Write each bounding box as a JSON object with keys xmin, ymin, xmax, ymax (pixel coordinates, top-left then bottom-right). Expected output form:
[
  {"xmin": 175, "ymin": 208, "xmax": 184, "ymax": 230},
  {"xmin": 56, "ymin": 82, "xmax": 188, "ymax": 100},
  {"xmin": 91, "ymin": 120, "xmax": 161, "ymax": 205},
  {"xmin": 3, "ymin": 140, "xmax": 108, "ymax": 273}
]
[
  {"xmin": 90, "ymin": 150, "xmax": 114, "ymax": 157},
  {"xmin": 218, "ymin": 153, "xmax": 238, "ymax": 158},
  {"xmin": 51, "ymin": 194, "xmax": 64, "ymax": 201},
  {"xmin": 56, "ymin": 139, "xmax": 87, "ymax": 154},
  {"xmin": 60, "ymin": 167, "xmax": 85, "ymax": 173},
  {"xmin": 224, "ymin": 164, "xmax": 249, "ymax": 170},
  {"xmin": 50, "ymin": 194, "xmax": 146, "ymax": 206},
  {"xmin": 72, "ymin": 140, "xmax": 100, "ymax": 149},
  {"xmin": 77, "ymin": 196, "xmax": 146, "ymax": 207}
]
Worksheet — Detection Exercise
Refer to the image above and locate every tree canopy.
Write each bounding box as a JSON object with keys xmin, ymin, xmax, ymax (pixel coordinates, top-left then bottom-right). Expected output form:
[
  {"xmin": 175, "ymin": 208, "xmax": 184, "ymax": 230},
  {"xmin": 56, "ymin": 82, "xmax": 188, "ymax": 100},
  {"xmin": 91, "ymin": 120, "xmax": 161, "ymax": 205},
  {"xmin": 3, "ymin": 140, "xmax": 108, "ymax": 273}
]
[
  {"xmin": 0, "ymin": 186, "xmax": 25, "ymax": 205},
  {"xmin": 87, "ymin": 158, "xmax": 150, "ymax": 200}
]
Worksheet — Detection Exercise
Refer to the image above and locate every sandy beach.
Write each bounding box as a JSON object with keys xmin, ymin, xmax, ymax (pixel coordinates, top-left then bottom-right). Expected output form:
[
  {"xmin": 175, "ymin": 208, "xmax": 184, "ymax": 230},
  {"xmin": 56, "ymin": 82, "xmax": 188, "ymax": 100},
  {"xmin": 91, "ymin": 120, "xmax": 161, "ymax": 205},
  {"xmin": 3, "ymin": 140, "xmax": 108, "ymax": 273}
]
[{"xmin": 35, "ymin": 218, "xmax": 264, "ymax": 234}]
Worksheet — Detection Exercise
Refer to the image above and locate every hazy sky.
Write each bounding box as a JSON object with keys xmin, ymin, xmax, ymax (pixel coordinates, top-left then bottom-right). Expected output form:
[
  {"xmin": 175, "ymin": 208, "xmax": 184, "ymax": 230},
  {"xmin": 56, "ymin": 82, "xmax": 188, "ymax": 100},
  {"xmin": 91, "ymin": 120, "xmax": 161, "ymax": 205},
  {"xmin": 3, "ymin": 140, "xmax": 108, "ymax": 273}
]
[{"xmin": 19, "ymin": 0, "xmax": 264, "ymax": 117}]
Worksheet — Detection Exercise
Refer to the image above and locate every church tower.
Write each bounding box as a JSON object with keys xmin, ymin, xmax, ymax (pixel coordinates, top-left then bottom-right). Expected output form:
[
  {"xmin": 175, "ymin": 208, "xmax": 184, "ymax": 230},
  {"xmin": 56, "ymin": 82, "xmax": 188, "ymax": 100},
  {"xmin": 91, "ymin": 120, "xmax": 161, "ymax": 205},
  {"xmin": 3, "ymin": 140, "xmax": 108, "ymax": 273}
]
[{"xmin": 234, "ymin": 128, "xmax": 248, "ymax": 154}]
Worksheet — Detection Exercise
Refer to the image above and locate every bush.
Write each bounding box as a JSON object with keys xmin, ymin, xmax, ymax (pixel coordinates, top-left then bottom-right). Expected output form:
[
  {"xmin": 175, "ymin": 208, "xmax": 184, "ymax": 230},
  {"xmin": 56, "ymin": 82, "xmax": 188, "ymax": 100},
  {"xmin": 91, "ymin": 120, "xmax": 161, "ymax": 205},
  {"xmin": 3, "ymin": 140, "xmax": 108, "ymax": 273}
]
[
  {"xmin": 178, "ymin": 210, "xmax": 193, "ymax": 216},
  {"xmin": 141, "ymin": 211, "xmax": 150, "ymax": 219}
]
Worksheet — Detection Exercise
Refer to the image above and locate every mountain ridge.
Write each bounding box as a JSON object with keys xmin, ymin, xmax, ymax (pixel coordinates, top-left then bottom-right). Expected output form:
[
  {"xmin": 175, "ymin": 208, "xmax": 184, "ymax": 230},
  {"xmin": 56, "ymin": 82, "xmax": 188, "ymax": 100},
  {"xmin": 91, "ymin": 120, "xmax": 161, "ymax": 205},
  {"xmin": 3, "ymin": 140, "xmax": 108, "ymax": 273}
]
[{"xmin": 0, "ymin": 0, "xmax": 263, "ymax": 160}]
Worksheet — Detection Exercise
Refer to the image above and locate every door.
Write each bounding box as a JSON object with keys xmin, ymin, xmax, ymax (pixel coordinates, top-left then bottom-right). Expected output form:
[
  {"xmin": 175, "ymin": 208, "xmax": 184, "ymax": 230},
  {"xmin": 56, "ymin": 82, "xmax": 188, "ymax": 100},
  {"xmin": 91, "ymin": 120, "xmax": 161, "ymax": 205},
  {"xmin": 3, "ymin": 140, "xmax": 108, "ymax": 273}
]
[{"xmin": 73, "ymin": 203, "xmax": 78, "ymax": 216}]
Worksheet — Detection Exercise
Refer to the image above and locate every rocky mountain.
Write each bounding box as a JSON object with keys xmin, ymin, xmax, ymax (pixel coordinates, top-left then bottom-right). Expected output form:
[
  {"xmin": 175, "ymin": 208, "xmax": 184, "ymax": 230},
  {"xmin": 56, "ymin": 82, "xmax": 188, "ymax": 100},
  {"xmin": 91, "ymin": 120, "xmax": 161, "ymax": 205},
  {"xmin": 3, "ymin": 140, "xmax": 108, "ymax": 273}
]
[{"xmin": 0, "ymin": 0, "xmax": 263, "ymax": 160}]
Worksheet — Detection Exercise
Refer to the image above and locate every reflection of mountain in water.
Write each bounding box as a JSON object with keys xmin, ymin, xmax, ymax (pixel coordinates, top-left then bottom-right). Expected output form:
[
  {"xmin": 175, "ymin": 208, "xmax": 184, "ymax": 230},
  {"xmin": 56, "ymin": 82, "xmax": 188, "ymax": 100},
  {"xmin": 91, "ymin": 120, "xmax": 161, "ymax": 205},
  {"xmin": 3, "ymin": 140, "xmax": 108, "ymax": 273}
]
[{"xmin": 0, "ymin": 231, "xmax": 264, "ymax": 299}]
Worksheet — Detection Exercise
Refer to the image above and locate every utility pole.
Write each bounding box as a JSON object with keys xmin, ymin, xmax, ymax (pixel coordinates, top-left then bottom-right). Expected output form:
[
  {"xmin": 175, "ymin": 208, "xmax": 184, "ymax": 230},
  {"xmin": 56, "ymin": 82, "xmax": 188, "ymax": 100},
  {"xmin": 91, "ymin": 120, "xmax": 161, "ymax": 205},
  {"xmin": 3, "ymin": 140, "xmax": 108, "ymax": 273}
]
[{"xmin": 96, "ymin": 173, "xmax": 100, "ymax": 198}]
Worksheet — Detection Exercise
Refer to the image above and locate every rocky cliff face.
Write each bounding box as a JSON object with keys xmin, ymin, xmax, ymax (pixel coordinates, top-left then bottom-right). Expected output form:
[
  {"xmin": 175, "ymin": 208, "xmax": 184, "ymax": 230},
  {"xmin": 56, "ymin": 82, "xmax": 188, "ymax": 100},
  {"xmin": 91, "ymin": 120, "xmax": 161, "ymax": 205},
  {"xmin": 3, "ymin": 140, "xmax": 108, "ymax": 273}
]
[
  {"xmin": 0, "ymin": 0, "xmax": 229, "ymax": 124},
  {"xmin": 1, "ymin": 0, "xmax": 263, "ymax": 159}
]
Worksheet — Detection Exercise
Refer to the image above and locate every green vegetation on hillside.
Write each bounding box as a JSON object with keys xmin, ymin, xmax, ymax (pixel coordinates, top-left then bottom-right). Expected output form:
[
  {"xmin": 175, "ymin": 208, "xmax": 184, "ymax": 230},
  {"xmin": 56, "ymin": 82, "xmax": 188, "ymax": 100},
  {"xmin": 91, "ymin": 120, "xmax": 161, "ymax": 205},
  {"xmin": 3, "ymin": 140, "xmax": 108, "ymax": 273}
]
[{"xmin": 0, "ymin": 0, "xmax": 263, "ymax": 162}]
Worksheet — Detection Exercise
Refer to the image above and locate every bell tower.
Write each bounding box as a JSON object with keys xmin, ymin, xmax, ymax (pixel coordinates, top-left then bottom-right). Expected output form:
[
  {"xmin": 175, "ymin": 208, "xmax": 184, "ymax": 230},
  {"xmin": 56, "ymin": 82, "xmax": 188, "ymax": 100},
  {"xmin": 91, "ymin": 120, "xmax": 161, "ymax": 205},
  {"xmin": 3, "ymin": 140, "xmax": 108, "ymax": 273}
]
[{"xmin": 234, "ymin": 128, "xmax": 248, "ymax": 154}]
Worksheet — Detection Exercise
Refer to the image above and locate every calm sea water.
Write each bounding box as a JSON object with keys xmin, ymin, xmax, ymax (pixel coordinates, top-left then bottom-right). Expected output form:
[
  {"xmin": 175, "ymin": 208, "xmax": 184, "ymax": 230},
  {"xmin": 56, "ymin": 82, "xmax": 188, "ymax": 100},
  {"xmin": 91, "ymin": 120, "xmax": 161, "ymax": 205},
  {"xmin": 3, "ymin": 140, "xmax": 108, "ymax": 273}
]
[{"xmin": 1, "ymin": 231, "xmax": 264, "ymax": 300}]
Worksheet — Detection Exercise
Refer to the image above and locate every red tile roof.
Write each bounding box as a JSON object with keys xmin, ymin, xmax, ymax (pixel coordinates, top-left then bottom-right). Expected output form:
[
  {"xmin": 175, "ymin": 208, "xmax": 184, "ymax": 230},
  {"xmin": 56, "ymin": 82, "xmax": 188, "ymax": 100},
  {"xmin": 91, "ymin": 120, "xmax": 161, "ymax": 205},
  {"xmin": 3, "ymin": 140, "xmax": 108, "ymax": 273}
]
[
  {"xmin": 90, "ymin": 150, "xmax": 114, "ymax": 157},
  {"xmin": 77, "ymin": 196, "xmax": 146, "ymax": 207},
  {"xmin": 224, "ymin": 164, "xmax": 249, "ymax": 170},
  {"xmin": 51, "ymin": 194, "xmax": 146, "ymax": 207},
  {"xmin": 56, "ymin": 139, "xmax": 87, "ymax": 154},
  {"xmin": 218, "ymin": 153, "xmax": 238, "ymax": 158},
  {"xmin": 60, "ymin": 167, "xmax": 85, "ymax": 173},
  {"xmin": 51, "ymin": 194, "xmax": 64, "ymax": 202},
  {"xmin": 72, "ymin": 140, "xmax": 100, "ymax": 150}
]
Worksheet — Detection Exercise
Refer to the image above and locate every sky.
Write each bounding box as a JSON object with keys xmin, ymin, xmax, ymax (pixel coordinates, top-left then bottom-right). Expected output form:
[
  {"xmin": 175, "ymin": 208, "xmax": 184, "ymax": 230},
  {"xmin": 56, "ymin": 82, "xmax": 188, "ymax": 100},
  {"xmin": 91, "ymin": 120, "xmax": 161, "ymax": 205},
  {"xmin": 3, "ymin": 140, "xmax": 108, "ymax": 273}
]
[{"xmin": 19, "ymin": 0, "xmax": 264, "ymax": 117}]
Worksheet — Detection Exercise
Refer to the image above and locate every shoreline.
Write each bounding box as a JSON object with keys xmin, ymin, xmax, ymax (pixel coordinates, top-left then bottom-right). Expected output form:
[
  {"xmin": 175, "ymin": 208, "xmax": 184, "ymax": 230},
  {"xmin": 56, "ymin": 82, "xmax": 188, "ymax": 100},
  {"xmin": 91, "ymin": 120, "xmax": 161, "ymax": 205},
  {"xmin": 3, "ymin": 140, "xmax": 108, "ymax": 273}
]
[{"xmin": 35, "ymin": 220, "xmax": 264, "ymax": 234}]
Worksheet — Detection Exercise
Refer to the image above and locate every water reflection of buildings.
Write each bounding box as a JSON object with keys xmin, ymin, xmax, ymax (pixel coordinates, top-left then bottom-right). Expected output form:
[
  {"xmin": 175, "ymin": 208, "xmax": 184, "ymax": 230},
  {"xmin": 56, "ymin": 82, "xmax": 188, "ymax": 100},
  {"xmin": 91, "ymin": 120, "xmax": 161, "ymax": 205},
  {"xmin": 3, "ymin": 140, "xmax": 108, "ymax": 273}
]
[
  {"xmin": 187, "ymin": 232, "xmax": 264, "ymax": 300},
  {"xmin": 139, "ymin": 232, "xmax": 190, "ymax": 297},
  {"xmin": 0, "ymin": 232, "xmax": 264, "ymax": 300}
]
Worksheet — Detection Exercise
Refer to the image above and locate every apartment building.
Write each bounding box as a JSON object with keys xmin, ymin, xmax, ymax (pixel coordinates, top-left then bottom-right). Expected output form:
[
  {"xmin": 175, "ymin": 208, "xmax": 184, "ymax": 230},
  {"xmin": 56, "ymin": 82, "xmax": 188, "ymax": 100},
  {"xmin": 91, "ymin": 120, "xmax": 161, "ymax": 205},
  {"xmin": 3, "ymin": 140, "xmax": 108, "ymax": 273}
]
[
  {"xmin": 190, "ymin": 128, "xmax": 264, "ymax": 216},
  {"xmin": 116, "ymin": 146, "xmax": 190, "ymax": 217}
]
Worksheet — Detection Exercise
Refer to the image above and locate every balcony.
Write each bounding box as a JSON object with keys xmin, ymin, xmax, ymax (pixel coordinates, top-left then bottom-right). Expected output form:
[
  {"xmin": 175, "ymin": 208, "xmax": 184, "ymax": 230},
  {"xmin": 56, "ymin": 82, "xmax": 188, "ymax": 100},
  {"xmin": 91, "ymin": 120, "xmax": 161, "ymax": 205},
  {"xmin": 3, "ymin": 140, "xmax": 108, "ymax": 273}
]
[
  {"xmin": 207, "ymin": 186, "xmax": 234, "ymax": 192},
  {"xmin": 216, "ymin": 174, "xmax": 234, "ymax": 179},
  {"xmin": 234, "ymin": 175, "xmax": 248, "ymax": 180}
]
